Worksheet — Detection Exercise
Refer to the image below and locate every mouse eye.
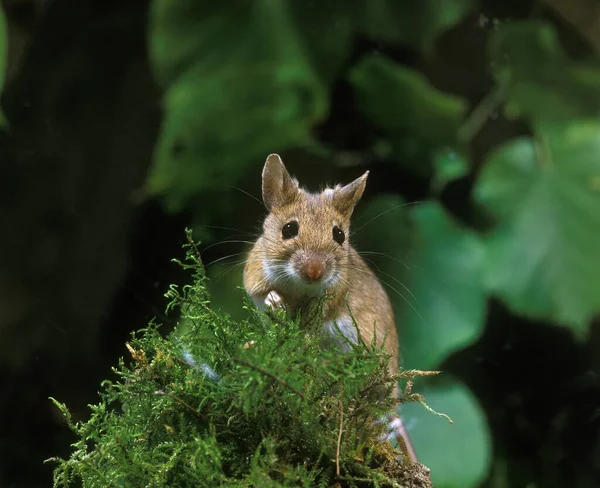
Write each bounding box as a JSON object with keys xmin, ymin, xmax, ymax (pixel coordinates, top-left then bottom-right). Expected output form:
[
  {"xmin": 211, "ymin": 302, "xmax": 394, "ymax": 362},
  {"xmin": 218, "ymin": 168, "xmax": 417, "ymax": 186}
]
[
  {"xmin": 282, "ymin": 220, "xmax": 299, "ymax": 239},
  {"xmin": 332, "ymin": 225, "xmax": 345, "ymax": 245}
]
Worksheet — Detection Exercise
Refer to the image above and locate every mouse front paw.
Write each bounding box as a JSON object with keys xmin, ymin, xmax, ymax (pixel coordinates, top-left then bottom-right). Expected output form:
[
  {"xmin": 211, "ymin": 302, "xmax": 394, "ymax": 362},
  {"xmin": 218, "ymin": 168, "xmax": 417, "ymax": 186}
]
[{"xmin": 265, "ymin": 290, "xmax": 286, "ymax": 311}]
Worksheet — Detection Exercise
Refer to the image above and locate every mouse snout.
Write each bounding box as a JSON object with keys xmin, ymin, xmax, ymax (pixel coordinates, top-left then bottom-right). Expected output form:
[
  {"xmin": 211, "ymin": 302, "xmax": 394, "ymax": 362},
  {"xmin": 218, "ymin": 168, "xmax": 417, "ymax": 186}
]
[
  {"xmin": 304, "ymin": 259, "xmax": 325, "ymax": 281},
  {"xmin": 291, "ymin": 250, "xmax": 331, "ymax": 284}
]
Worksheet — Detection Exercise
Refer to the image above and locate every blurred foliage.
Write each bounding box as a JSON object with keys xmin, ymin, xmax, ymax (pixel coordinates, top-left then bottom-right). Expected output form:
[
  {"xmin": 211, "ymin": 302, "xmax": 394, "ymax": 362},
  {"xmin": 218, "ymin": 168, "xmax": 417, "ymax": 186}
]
[
  {"xmin": 474, "ymin": 121, "xmax": 600, "ymax": 334},
  {"xmin": 431, "ymin": 149, "xmax": 469, "ymax": 193},
  {"xmin": 0, "ymin": 3, "xmax": 169, "ymax": 486},
  {"xmin": 140, "ymin": 1, "xmax": 600, "ymax": 487},
  {"xmin": 50, "ymin": 233, "xmax": 435, "ymax": 487},
  {"xmin": 352, "ymin": 198, "xmax": 490, "ymax": 486},
  {"xmin": 355, "ymin": 199, "xmax": 486, "ymax": 371},
  {"xmin": 148, "ymin": 0, "xmax": 327, "ymax": 210},
  {"xmin": 402, "ymin": 377, "xmax": 491, "ymax": 488},
  {"xmin": 489, "ymin": 21, "xmax": 600, "ymax": 128},
  {"xmin": 350, "ymin": 54, "xmax": 468, "ymax": 174},
  {"xmin": 356, "ymin": 0, "xmax": 475, "ymax": 52}
]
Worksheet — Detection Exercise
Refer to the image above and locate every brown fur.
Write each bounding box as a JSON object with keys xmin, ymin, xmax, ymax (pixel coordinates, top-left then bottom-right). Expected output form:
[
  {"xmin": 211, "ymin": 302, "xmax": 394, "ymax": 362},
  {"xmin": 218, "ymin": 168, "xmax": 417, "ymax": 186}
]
[
  {"xmin": 243, "ymin": 154, "xmax": 399, "ymax": 374},
  {"xmin": 243, "ymin": 154, "xmax": 418, "ymax": 462}
]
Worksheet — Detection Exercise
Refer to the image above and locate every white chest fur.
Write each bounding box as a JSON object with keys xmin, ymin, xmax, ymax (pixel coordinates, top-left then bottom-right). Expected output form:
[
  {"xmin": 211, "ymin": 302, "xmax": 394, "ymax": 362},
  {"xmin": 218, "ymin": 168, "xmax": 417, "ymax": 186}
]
[
  {"xmin": 321, "ymin": 314, "xmax": 358, "ymax": 351},
  {"xmin": 253, "ymin": 291, "xmax": 358, "ymax": 351}
]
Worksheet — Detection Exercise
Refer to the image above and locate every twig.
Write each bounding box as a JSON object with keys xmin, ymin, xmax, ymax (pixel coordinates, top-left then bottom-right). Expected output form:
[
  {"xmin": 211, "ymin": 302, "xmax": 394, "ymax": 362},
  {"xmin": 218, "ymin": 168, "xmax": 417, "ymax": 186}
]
[
  {"xmin": 336, "ymin": 383, "xmax": 344, "ymax": 477},
  {"xmin": 397, "ymin": 369, "xmax": 453, "ymax": 423},
  {"xmin": 232, "ymin": 357, "xmax": 305, "ymax": 400},
  {"xmin": 154, "ymin": 390, "xmax": 204, "ymax": 417},
  {"xmin": 173, "ymin": 356, "xmax": 195, "ymax": 368},
  {"xmin": 458, "ymin": 83, "xmax": 507, "ymax": 143},
  {"xmin": 335, "ymin": 475, "xmax": 387, "ymax": 483},
  {"xmin": 416, "ymin": 396, "xmax": 453, "ymax": 424}
]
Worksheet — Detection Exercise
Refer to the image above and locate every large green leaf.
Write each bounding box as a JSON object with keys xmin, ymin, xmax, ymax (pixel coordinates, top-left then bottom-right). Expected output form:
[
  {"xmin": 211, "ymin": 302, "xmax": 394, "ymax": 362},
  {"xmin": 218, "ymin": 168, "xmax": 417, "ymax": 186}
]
[
  {"xmin": 148, "ymin": 0, "xmax": 327, "ymax": 209},
  {"xmin": 357, "ymin": 0, "xmax": 475, "ymax": 52},
  {"xmin": 353, "ymin": 197, "xmax": 486, "ymax": 370},
  {"xmin": 401, "ymin": 377, "xmax": 492, "ymax": 488},
  {"xmin": 474, "ymin": 120, "xmax": 600, "ymax": 335},
  {"xmin": 489, "ymin": 21, "xmax": 600, "ymax": 128},
  {"xmin": 288, "ymin": 0, "xmax": 355, "ymax": 84},
  {"xmin": 351, "ymin": 55, "xmax": 467, "ymax": 148},
  {"xmin": 350, "ymin": 55, "xmax": 467, "ymax": 174},
  {"xmin": 399, "ymin": 202, "xmax": 486, "ymax": 369}
]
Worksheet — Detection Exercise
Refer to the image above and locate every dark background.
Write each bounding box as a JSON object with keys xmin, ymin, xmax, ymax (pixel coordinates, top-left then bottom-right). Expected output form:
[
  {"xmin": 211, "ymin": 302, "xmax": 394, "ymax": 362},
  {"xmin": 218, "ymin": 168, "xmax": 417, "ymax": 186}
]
[{"xmin": 0, "ymin": 0, "xmax": 599, "ymax": 487}]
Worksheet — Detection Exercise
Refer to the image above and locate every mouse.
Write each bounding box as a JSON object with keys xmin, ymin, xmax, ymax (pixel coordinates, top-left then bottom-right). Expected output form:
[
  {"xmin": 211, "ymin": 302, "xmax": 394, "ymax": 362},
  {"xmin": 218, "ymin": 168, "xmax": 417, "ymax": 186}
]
[{"xmin": 243, "ymin": 153, "xmax": 417, "ymax": 462}]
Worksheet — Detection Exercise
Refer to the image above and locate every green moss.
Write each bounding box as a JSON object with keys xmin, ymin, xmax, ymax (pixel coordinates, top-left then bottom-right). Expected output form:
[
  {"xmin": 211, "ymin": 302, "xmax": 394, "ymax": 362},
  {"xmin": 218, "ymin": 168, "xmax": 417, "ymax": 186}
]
[{"xmin": 48, "ymin": 230, "xmax": 432, "ymax": 487}]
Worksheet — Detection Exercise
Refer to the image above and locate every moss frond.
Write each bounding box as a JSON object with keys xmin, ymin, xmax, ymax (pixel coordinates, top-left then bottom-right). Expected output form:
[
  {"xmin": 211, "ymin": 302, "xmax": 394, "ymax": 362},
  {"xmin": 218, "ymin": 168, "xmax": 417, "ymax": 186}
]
[{"xmin": 49, "ymin": 230, "xmax": 433, "ymax": 487}]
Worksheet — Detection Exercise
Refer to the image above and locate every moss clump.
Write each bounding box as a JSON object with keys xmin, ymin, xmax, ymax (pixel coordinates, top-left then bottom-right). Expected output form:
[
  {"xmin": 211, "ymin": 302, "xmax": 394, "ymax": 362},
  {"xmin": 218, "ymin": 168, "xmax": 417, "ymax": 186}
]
[{"xmin": 48, "ymin": 230, "xmax": 432, "ymax": 487}]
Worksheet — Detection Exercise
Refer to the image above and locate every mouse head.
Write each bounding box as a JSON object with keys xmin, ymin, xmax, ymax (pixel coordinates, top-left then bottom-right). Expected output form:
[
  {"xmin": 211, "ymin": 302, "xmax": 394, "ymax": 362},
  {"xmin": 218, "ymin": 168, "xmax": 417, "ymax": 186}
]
[{"xmin": 259, "ymin": 153, "xmax": 368, "ymax": 295}]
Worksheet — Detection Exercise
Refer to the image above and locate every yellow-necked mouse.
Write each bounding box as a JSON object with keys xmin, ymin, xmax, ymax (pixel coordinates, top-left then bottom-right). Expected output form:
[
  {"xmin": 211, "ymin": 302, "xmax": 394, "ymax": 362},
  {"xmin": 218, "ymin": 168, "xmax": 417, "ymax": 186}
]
[{"xmin": 243, "ymin": 153, "xmax": 416, "ymax": 461}]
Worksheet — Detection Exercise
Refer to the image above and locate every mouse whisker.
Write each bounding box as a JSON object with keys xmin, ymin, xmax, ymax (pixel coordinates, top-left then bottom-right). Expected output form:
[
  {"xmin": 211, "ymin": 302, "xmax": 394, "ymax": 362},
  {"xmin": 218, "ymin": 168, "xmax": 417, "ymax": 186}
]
[
  {"xmin": 335, "ymin": 264, "xmax": 422, "ymax": 321},
  {"xmin": 352, "ymin": 200, "xmax": 423, "ymax": 236},
  {"xmin": 229, "ymin": 185, "xmax": 264, "ymax": 205},
  {"xmin": 358, "ymin": 258, "xmax": 419, "ymax": 305},
  {"xmin": 206, "ymin": 252, "xmax": 251, "ymax": 268},
  {"xmin": 355, "ymin": 250, "xmax": 413, "ymax": 271},
  {"xmin": 197, "ymin": 224, "xmax": 260, "ymax": 236},
  {"xmin": 202, "ymin": 240, "xmax": 256, "ymax": 252}
]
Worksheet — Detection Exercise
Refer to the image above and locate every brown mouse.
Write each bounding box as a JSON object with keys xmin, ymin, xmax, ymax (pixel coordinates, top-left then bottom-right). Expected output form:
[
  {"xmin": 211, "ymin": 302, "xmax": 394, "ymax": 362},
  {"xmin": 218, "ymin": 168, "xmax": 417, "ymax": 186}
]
[{"xmin": 243, "ymin": 153, "xmax": 417, "ymax": 461}]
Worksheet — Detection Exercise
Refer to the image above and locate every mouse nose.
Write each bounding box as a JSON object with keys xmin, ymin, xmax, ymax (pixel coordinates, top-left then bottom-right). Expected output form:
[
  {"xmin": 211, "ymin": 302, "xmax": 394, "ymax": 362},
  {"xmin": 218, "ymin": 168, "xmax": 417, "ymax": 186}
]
[{"xmin": 304, "ymin": 259, "xmax": 325, "ymax": 281}]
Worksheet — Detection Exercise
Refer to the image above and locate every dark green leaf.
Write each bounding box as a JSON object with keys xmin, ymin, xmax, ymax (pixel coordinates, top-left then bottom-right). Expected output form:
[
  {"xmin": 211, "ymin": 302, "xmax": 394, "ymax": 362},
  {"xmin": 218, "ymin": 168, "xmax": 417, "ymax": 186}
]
[
  {"xmin": 350, "ymin": 55, "xmax": 467, "ymax": 173},
  {"xmin": 474, "ymin": 120, "xmax": 600, "ymax": 335},
  {"xmin": 288, "ymin": 0, "xmax": 355, "ymax": 84},
  {"xmin": 357, "ymin": 0, "xmax": 475, "ymax": 52},
  {"xmin": 399, "ymin": 202, "xmax": 486, "ymax": 369},
  {"xmin": 431, "ymin": 148, "xmax": 469, "ymax": 193},
  {"xmin": 148, "ymin": 0, "xmax": 327, "ymax": 209},
  {"xmin": 489, "ymin": 21, "xmax": 600, "ymax": 128},
  {"xmin": 353, "ymin": 197, "xmax": 486, "ymax": 370},
  {"xmin": 402, "ymin": 377, "xmax": 492, "ymax": 488}
]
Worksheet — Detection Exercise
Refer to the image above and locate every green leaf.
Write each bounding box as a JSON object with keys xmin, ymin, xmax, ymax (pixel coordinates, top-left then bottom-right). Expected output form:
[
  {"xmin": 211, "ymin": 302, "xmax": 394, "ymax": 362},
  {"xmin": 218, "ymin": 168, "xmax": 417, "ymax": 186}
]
[
  {"xmin": 288, "ymin": 0, "xmax": 355, "ymax": 84},
  {"xmin": 431, "ymin": 148, "xmax": 469, "ymax": 193},
  {"xmin": 357, "ymin": 0, "xmax": 475, "ymax": 52},
  {"xmin": 148, "ymin": 0, "xmax": 327, "ymax": 210},
  {"xmin": 489, "ymin": 21, "xmax": 600, "ymax": 128},
  {"xmin": 350, "ymin": 55, "xmax": 467, "ymax": 173},
  {"xmin": 474, "ymin": 120, "xmax": 600, "ymax": 335},
  {"xmin": 0, "ymin": 5, "xmax": 7, "ymax": 126},
  {"xmin": 353, "ymin": 197, "xmax": 486, "ymax": 370},
  {"xmin": 402, "ymin": 377, "xmax": 492, "ymax": 488},
  {"xmin": 400, "ymin": 202, "xmax": 486, "ymax": 369}
]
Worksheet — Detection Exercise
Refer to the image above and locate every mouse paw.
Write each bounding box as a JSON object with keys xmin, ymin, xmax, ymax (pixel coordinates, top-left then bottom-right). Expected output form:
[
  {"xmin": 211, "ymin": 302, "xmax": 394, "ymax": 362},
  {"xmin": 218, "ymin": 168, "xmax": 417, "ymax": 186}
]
[{"xmin": 265, "ymin": 290, "xmax": 286, "ymax": 311}]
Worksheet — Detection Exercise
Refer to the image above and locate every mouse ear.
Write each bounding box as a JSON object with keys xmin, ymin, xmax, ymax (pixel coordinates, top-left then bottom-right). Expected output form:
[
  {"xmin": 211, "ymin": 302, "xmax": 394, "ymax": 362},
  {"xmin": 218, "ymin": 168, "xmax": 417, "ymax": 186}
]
[
  {"xmin": 262, "ymin": 154, "xmax": 299, "ymax": 211},
  {"xmin": 332, "ymin": 171, "xmax": 369, "ymax": 216}
]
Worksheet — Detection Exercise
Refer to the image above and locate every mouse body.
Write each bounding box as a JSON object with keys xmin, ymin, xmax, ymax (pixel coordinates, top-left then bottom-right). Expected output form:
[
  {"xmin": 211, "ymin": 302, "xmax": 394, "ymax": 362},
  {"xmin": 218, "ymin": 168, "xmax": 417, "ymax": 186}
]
[{"xmin": 243, "ymin": 154, "xmax": 416, "ymax": 461}]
